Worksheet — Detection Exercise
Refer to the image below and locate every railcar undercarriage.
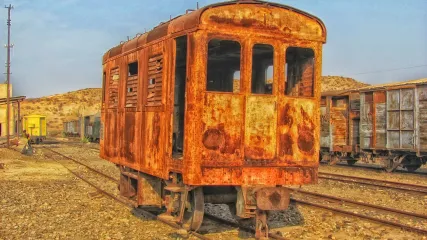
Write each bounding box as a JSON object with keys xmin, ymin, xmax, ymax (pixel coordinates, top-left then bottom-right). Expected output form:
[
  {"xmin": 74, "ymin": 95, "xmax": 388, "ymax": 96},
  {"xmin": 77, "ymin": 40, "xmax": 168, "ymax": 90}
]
[{"xmin": 118, "ymin": 166, "xmax": 292, "ymax": 239}]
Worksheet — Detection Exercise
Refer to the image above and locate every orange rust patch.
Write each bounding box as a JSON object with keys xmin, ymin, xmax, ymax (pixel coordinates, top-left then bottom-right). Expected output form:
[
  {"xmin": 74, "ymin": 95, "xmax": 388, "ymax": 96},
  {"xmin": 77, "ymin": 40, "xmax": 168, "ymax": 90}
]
[
  {"xmin": 297, "ymin": 107, "xmax": 315, "ymax": 154},
  {"xmin": 202, "ymin": 124, "xmax": 241, "ymax": 155},
  {"xmin": 203, "ymin": 128, "xmax": 225, "ymax": 151}
]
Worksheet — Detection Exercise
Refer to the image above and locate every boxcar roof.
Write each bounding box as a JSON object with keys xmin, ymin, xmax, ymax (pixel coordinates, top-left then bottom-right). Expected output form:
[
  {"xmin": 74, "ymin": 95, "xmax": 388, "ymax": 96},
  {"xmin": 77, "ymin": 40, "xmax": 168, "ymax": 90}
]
[
  {"xmin": 358, "ymin": 78, "xmax": 427, "ymax": 92},
  {"xmin": 24, "ymin": 114, "xmax": 46, "ymax": 118},
  {"xmin": 103, "ymin": 0, "xmax": 327, "ymax": 63}
]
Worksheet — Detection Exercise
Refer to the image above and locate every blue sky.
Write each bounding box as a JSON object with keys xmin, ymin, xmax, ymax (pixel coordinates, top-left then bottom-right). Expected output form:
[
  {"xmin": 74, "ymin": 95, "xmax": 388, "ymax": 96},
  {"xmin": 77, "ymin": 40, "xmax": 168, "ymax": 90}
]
[{"xmin": 0, "ymin": 0, "xmax": 426, "ymax": 98}]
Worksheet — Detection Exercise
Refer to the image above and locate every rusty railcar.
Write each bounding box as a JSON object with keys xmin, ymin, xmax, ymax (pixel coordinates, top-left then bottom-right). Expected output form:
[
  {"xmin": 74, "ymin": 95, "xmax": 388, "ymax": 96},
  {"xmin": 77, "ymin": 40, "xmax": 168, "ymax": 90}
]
[
  {"xmin": 320, "ymin": 90, "xmax": 361, "ymax": 165},
  {"xmin": 100, "ymin": 0, "xmax": 327, "ymax": 237},
  {"xmin": 320, "ymin": 78, "xmax": 427, "ymax": 172},
  {"xmin": 359, "ymin": 79, "xmax": 427, "ymax": 172}
]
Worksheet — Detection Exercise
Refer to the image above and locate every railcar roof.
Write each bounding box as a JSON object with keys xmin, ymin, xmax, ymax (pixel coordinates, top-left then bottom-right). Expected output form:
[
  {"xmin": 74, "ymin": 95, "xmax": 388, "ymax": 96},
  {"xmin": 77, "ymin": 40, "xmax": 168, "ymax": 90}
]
[
  {"xmin": 358, "ymin": 78, "xmax": 427, "ymax": 92},
  {"xmin": 103, "ymin": 0, "xmax": 327, "ymax": 63}
]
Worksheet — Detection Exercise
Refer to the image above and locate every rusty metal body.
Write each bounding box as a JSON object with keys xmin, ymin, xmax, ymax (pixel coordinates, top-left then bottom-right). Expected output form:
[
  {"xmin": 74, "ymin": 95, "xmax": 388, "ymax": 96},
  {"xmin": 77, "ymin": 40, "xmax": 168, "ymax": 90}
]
[
  {"xmin": 100, "ymin": 0, "xmax": 326, "ymax": 236},
  {"xmin": 320, "ymin": 78, "xmax": 427, "ymax": 172}
]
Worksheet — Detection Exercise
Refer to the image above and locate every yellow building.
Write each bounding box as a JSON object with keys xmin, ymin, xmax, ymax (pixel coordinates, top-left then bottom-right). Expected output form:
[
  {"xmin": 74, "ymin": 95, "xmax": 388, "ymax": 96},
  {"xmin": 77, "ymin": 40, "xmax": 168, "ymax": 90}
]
[{"xmin": 0, "ymin": 83, "xmax": 15, "ymax": 137}]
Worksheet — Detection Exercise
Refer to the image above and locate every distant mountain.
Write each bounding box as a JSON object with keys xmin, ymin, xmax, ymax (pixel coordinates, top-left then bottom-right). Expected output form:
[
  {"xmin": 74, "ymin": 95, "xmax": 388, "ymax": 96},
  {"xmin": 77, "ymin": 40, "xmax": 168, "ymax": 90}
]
[{"xmin": 321, "ymin": 76, "xmax": 369, "ymax": 92}]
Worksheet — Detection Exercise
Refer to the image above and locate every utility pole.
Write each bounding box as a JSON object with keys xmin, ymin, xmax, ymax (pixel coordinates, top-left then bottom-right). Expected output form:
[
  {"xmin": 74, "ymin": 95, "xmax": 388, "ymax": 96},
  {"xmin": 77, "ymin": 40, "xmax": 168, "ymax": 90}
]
[{"xmin": 4, "ymin": 4, "xmax": 13, "ymax": 148}]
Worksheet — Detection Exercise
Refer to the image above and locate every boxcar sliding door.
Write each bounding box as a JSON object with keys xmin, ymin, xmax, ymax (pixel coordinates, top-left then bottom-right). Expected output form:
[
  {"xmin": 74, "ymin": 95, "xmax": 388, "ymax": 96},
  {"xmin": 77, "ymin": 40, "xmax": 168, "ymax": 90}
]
[{"xmin": 386, "ymin": 88, "xmax": 415, "ymax": 149}]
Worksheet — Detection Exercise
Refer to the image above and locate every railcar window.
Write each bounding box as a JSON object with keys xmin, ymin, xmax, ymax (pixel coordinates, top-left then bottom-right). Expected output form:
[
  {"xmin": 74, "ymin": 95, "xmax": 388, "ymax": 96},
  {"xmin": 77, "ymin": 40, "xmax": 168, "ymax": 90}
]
[
  {"xmin": 207, "ymin": 39, "xmax": 241, "ymax": 93},
  {"xmin": 126, "ymin": 62, "xmax": 138, "ymax": 108},
  {"xmin": 251, "ymin": 44, "xmax": 274, "ymax": 94},
  {"xmin": 285, "ymin": 47, "xmax": 315, "ymax": 97},
  {"xmin": 172, "ymin": 36, "xmax": 188, "ymax": 157},
  {"xmin": 128, "ymin": 62, "xmax": 138, "ymax": 76}
]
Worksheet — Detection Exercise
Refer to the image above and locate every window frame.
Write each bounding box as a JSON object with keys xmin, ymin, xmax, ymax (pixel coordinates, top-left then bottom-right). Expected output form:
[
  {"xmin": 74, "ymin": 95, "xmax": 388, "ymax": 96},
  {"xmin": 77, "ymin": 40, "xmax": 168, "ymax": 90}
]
[
  {"xmin": 205, "ymin": 36, "xmax": 243, "ymax": 94},
  {"xmin": 284, "ymin": 45, "xmax": 316, "ymax": 99},
  {"xmin": 250, "ymin": 43, "xmax": 275, "ymax": 96}
]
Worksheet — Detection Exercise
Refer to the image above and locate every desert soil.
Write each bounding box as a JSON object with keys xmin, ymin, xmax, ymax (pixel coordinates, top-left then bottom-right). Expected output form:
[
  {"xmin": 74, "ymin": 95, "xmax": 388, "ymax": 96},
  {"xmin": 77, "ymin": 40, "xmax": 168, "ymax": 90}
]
[{"xmin": 1, "ymin": 143, "xmax": 426, "ymax": 240}]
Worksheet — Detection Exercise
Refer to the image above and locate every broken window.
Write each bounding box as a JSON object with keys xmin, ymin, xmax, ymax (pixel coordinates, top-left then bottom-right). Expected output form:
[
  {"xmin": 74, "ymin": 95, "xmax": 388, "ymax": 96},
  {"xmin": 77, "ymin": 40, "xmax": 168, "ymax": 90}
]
[
  {"xmin": 251, "ymin": 44, "xmax": 274, "ymax": 94},
  {"xmin": 126, "ymin": 62, "xmax": 138, "ymax": 108},
  {"xmin": 285, "ymin": 47, "xmax": 315, "ymax": 97},
  {"xmin": 172, "ymin": 36, "xmax": 187, "ymax": 158},
  {"xmin": 207, "ymin": 39, "xmax": 241, "ymax": 93}
]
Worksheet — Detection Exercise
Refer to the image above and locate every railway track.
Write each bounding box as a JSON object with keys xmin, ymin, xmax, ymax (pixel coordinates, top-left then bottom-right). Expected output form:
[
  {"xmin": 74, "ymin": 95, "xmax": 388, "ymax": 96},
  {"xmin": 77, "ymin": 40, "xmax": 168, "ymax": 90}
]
[
  {"xmin": 41, "ymin": 147, "xmax": 286, "ymax": 240},
  {"xmin": 319, "ymin": 161, "xmax": 427, "ymax": 176},
  {"xmin": 289, "ymin": 188, "xmax": 427, "ymax": 236},
  {"xmin": 319, "ymin": 172, "xmax": 427, "ymax": 194}
]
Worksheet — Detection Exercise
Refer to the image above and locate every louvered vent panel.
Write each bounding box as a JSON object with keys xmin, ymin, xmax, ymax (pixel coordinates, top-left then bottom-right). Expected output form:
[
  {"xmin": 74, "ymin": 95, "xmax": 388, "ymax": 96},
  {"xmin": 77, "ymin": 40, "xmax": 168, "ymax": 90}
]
[
  {"xmin": 109, "ymin": 68, "xmax": 119, "ymax": 108},
  {"xmin": 146, "ymin": 55, "xmax": 163, "ymax": 106},
  {"xmin": 126, "ymin": 75, "xmax": 138, "ymax": 108}
]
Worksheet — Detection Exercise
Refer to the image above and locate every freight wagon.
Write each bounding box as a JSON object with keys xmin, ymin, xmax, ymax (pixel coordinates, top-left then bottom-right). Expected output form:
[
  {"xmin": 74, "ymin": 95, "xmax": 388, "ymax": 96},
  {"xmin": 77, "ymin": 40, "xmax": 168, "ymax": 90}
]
[
  {"xmin": 320, "ymin": 78, "xmax": 427, "ymax": 172},
  {"xmin": 100, "ymin": 0, "xmax": 327, "ymax": 238},
  {"xmin": 83, "ymin": 112, "xmax": 101, "ymax": 142},
  {"xmin": 22, "ymin": 114, "xmax": 47, "ymax": 144},
  {"xmin": 62, "ymin": 119, "xmax": 81, "ymax": 137}
]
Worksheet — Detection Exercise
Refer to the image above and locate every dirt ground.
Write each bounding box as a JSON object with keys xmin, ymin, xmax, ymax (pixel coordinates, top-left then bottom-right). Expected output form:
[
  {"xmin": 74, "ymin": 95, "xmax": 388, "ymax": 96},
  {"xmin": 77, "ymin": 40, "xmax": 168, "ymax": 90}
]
[{"xmin": 1, "ymin": 144, "xmax": 426, "ymax": 240}]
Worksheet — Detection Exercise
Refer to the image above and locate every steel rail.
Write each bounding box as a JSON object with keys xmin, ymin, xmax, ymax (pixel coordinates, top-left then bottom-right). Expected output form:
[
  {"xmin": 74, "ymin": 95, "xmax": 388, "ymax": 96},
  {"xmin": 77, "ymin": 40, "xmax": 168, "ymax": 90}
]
[
  {"xmin": 319, "ymin": 172, "xmax": 427, "ymax": 194},
  {"xmin": 44, "ymin": 146, "xmax": 286, "ymax": 239},
  {"xmin": 204, "ymin": 213, "xmax": 286, "ymax": 240},
  {"xmin": 292, "ymin": 198, "xmax": 427, "ymax": 236},
  {"xmin": 42, "ymin": 147, "xmax": 117, "ymax": 183},
  {"xmin": 44, "ymin": 148, "xmax": 210, "ymax": 240},
  {"xmin": 288, "ymin": 188, "xmax": 427, "ymax": 220}
]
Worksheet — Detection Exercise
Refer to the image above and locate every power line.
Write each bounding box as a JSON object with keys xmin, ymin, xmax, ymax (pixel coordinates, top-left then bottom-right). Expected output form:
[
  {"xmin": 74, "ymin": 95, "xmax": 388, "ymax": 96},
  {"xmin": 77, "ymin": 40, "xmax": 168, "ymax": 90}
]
[{"xmin": 350, "ymin": 64, "xmax": 427, "ymax": 76}]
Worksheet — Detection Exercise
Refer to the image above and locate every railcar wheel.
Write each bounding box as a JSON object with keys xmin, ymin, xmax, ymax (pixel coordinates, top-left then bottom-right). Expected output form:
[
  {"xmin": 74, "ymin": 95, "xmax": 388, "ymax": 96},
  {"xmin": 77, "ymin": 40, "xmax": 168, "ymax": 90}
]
[
  {"xmin": 347, "ymin": 159, "xmax": 357, "ymax": 166},
  {"xmin": 405, "ymin": 165, "xmax": 421, "ymax": 172},
  {"xmin": 182, "ymin": 187, "xmax": 204, "ymax": 231}
]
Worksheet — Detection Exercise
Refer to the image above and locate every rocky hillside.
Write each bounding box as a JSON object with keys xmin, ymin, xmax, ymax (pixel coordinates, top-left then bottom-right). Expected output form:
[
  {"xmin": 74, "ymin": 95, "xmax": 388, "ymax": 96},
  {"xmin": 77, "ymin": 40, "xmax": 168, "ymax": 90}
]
[
  {"xmin": 321, "ymin": 76, "xmax": 369, "ymax": 92},
  {"xmin": 21, "ymin": 88, "xmax": 102, "ymax": 136}
]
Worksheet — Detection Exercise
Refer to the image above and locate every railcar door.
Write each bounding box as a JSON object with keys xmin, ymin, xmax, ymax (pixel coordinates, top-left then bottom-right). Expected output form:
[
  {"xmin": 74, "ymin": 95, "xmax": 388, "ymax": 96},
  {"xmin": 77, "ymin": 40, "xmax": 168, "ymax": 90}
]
[
  {"xmin": 277, "ymin": 46, "xmax": 318, "ymax": 165},
  {"xmin": 244, "ymin": 43, "xmax": 277, "ymax": 161},
  {"xmin": 386, "ymin": 88, "xmax": 415, "ymax": 149},
  {"xmin": 360, "ymin": 92, "xmax": 373, "ymax": 149}
]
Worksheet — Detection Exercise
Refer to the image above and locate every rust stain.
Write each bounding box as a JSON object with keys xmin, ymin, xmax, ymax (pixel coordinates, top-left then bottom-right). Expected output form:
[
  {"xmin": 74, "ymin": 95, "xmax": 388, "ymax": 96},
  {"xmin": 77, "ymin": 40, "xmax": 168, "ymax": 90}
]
[
  {"xmin": 202, "ymin": 123, "xmax": 241, "ymax": 155},
  {"xmin": 297, "ymin": 107, "xmax": 315, "ymax": 154}
]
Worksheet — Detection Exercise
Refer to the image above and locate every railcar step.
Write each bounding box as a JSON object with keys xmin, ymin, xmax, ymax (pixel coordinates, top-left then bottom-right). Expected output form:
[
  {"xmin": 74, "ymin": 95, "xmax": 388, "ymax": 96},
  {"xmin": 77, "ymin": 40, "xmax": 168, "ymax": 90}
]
[{"xmin": 164, "ymin": 184, "xmax": 186, "ymax": 193}]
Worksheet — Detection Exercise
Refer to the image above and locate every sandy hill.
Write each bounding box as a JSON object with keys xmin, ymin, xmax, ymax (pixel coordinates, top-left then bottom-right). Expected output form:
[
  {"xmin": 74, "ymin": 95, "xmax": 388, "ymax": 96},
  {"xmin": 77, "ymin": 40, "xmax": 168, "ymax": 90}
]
[
  {"xmin": 21, "ymin": 88, "xmax": 102, "ymax": 136},
  {"xmin": 321, "ymin": 76, "xmax": 369, "ymax": 92}
]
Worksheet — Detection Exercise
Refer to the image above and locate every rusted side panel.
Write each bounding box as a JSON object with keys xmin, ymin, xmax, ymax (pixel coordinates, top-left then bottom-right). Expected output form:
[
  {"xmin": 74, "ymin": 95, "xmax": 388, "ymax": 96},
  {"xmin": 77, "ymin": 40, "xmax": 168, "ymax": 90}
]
[
  {"xmin": 374, "ymin": 91, "xmax": 386, "ymax": 148},
  {"xmin": 277, "ymin": 98, "xmax": 318, "ymax": 165},
  {"xmin": 360, "ymin": 92, "xmax": 373, "ymax": 149},
  {"xmin": 200, "ymin": 167, "xmax": 317, "ymax": 186},
  {"xmin": 320, "ymin": 97, "xmax": 330, "ymax": 148},
  {"xmin": 201, "ymin": 93, "xmax": 244, "ymax": 167},
  {"xmin": 245, "ymin": 96, "xmax": 277, "ymax": 161},
  {"xmin": 418, "ymin": 85, "xmax": 427, "ymax": 151},
  {"xmin": 330, "ymin": 97, "xmax": 348, "ymax": 147},
  {"xmin": 142, "ymin": 111, "xmax": 165, "ymax": 176}
]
